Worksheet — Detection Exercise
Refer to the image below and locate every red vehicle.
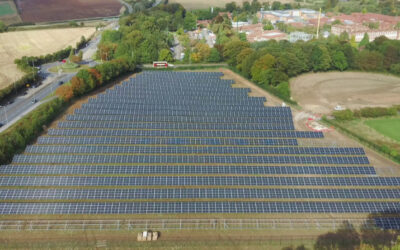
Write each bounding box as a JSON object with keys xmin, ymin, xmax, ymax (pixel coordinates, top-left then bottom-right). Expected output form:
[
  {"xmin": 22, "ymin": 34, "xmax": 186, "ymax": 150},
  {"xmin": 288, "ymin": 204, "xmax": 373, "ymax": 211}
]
[{"xmin": 153, "ymin": 61, "xmax": 168, "ymax": 68}]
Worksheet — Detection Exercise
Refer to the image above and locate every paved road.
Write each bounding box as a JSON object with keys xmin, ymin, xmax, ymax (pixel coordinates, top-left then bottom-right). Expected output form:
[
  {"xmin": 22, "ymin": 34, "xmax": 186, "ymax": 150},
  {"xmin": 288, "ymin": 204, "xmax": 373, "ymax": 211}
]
[
  {"xmin": 0, "ymin": 29, "xmax": 104, "ymax": 133},
  {"xmin": 118, "ymin": 0, "xmax": 133, "ymax": 14}
]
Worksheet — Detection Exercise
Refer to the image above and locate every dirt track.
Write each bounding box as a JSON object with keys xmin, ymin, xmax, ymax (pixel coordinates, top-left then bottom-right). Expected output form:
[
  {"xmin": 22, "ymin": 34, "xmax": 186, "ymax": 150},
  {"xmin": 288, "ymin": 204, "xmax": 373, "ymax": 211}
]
[{"xmin": 290, "ymin": 72, "xmax": 400, "ymax": 115}]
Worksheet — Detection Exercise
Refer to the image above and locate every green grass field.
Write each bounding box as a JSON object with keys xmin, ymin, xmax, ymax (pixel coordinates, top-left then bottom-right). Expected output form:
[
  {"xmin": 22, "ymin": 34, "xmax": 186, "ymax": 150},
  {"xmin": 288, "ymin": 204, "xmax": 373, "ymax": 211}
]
[
  {"xmin": 0, "ymin": 2, "xmax": 15, "ymax": 16},
  {"xmin": 365, "ymin": 118, "xmax": 400, "ymax": 142}
]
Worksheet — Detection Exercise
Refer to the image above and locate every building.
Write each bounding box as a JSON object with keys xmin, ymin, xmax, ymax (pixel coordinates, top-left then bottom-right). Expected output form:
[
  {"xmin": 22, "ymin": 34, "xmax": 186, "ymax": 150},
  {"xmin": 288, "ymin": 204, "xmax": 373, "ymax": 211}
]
[
  {"xmin": 257, "ymin": 9, "xmax": 322, "ymax": 25},
  {"xmin": 289, "ymin": 31, "xmax": 314, "ymax": 43},
  {"xmin": 239, "ymin": 23, "xmax": 287, "ymax": 42},
  {"xmin": 331, "ymin": 25, "xmax": 399, "ymax": 42}
]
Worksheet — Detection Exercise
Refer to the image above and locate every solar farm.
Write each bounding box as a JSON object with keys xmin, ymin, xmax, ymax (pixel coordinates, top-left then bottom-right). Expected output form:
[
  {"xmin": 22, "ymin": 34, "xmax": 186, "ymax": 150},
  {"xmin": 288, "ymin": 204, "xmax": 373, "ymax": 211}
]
[{"xmin": 0, "ymin": 71, "xmax": 399, "ymax": 229}]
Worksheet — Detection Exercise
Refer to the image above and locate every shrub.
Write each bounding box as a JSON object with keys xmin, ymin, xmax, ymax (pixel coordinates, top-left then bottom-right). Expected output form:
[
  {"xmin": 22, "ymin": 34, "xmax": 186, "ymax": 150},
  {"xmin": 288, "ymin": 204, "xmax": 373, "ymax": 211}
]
[
  {"xmin": 333, "ymin": 109, "xmax": 354, "ymax": 121},
  {"xmin": 358, "ymin": 107, "xmax": 397, "ymax": 118},
  {"xmin": 275, "ymin": 82, "xmax": 291, "ymax": 100}
]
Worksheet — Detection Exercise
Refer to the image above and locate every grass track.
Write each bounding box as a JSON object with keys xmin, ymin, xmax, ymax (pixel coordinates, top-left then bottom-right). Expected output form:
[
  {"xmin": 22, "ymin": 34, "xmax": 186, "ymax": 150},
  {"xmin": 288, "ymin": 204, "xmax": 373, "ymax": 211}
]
[{"xmin": 364, "ymin": 118, "xmax": 400, "ymax": 142}]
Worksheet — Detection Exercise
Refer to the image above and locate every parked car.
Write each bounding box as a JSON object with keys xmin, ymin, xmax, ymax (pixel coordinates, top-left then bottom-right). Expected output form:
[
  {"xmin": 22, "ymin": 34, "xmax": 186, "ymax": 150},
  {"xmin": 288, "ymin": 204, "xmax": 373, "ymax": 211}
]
[{"xmin": 31, "ymin": 98, "xmax": 37, "ymax": 104}]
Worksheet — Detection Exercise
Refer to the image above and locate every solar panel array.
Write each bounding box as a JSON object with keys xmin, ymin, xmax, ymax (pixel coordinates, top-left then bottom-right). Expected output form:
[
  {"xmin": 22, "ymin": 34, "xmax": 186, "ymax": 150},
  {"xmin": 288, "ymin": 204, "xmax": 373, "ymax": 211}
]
[{"xmin": 0, "ymin": 71, "xmax": 399, "ymax": 228}]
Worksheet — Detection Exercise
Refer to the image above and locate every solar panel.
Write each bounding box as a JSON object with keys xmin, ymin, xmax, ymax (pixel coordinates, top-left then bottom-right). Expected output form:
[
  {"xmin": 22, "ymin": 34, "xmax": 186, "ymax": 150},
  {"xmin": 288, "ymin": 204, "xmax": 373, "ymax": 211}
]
[{"xmin": 0, "ymin": 71, "xmax": 394, "ymax": 216}]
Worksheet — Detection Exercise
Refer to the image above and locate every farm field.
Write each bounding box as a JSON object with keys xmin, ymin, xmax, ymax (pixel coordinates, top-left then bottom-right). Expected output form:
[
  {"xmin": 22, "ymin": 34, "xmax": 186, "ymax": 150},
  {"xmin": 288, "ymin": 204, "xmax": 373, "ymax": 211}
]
[
  {"xmin": 290, "ymin": 72, "xmax": 400, "ymax": 115},
  {"xmin": 0, "ymin": 1, "xmax": 15, "ymax": 16},
  {"xmin": 169, "ymin": 0, "xmax": 295, "ymax": 9},
  {"xmin": 0, "ymin": 0, "xmax": 21, "ymax": 24},
  {"xmin": 365, "ymin": 118, "xmax": 400, "ymax": 142},
  {"xmin": 15, "ymin": 0, "xmax": 122, "ymax": 23},
  {"xmin": 0, "ymin": 27, "xmax": 96, "ymax": 90}
]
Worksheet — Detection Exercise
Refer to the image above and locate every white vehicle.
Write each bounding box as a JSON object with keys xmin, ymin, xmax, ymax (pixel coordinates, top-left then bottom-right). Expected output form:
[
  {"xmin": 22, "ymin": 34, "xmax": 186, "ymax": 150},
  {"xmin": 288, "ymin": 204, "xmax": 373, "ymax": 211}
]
[{"xmin": 334, "ymin": 105, "xmax": 345, "ymax": 111}]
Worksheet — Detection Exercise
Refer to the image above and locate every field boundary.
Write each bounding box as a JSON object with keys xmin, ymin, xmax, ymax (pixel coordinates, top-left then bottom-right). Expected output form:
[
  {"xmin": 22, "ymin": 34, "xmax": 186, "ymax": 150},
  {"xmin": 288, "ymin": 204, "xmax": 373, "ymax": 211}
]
[{"xmin": 0, "ymin": 218, "xmax": 373, "ymax": 231}]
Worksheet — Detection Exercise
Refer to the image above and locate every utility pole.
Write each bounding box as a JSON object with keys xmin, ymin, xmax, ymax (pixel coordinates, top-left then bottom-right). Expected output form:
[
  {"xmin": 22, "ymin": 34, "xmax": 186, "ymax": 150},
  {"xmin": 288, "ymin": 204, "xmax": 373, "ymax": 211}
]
[{"xmin": 316, "ymin": 8, "xmax": 322, "ymax": 38}]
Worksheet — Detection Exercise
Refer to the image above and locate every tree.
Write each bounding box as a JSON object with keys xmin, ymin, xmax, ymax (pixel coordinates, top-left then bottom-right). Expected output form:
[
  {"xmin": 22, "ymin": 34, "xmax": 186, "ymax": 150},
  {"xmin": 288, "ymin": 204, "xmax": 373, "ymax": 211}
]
[
  {"xmin": 311, "ymin": 45, "xmax": 332, "ymax": 71},
  {"xmin": 360, "ymin": 223, "xmax": 397, "ymax": 250},
  {"xmin": 263, "ymin": 20, "xmax": 274, "ymax": 30},
  {"xmin": 225, "ymin": 2, "xmax": 237, "ymax": 12},
  {"xmin": 252, "ymin": 15, "xmax": 259, "ymax": 24},
  {"xmin": 184, "ymin": 12, "xmax": 197, "ymax": 31},
  {"xmin": 390, "ymin": 63, "xmax": 400, "ymax": 75},
  {"xmin": 251, "ymin": 53, "xmax": 276, "ymax": 83},
  {"xmin": 339, "ymin": 31, "xmax": 350, "ymax": 41},
  {"xmin": 332, "ymin": 51, "xmax": 348, "ymax": 71},
  {"xmin": 251, "ymin": 0, "xmax": 261, "ymax": 13},
  {"xmin": 223, "ymin": 40, "xmax": 250, "ymax": 66},
  {"xmin": 236, "ymin": 48, "xmax": 254, "ymax": 71},
  {"xmin": 208, "ymin": 48, "xmax": 221, "ymax": 62},
  {"xmin": 242, "ymin": 1, "xmax": 251, "ymax": 12},
  {"xmin": 193, "ymin": 43, "xmax": 210, "ymax": 62},
  {"xmin": 0, "ymin": 21, "xmax": 6, "ymax": 33},
  {"xmin": 314, "ymin": 221, "xmax": 360, "ymax": 250},
  {"xmin": 241, "ymin": 51, "xmax": 260, "ymax": 77},
  {"xmin": 359, "ymin": 33, "xmax": 370, "ymax": 48},
  {"xmin": 71, "ymin": 76, "xmax": 86, "ymax": 96},
  {"xmin": 159, "ymin": 49, "xmax": 173, "ymax": 62},
  {"xmin": 55, "ymin": 85, "xmax": 74, "ymax": 102},
  {"xmin": 190, "ymin": 52, "xmax": 202, "ymax": 63},
  {"xmin": 271, "ymin": 1, "xmax": 281, "ymax": 10},
  {"xmin": 355, "ymin": 50, "xmax": 384, "ymax": 71}
]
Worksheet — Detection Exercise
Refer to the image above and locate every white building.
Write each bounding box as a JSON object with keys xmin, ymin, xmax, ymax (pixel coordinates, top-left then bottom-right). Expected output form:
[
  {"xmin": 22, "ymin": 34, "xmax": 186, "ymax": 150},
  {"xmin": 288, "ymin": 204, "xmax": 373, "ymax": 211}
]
[{"xmin": 289, "ymin": 31, "xmax": 314, "ymax": 42}]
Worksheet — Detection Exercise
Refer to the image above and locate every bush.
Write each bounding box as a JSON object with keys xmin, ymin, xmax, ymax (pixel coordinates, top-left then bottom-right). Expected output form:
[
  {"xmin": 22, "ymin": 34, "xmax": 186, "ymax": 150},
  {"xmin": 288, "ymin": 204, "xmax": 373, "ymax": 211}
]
[
  {"xmin": 333, "ymin": 109, "xmax": 354, "ymax": 121},
  {"xmin": 275, "ymin": 82, "xmax": 290, "ymax": 100},
  {"xmin": 356, "ymin": 107, "xmax": 397, "ymax": 118}
]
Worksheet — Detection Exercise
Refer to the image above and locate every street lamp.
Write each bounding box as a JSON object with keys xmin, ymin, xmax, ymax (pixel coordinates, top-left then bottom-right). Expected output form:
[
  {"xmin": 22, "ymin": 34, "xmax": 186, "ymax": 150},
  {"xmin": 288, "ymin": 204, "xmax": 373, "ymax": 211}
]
[{"xmin": 0, "ymin": 106, "xmax": 8, "ymax": 124}]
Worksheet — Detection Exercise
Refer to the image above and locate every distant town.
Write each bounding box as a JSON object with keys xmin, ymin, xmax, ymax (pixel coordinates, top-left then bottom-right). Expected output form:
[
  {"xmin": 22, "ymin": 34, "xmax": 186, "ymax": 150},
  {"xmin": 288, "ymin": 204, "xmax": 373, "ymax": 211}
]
[{"xmin": 192, "ymin": 9, "xmax": 400, "ymax": 44}]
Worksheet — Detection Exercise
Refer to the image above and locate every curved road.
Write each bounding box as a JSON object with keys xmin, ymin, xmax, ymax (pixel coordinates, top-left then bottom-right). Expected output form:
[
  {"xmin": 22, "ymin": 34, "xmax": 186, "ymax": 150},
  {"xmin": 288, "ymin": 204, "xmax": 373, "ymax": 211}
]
[{"xmin": 0, "ymin": 29, "xmax": 105, "ymax": 133}]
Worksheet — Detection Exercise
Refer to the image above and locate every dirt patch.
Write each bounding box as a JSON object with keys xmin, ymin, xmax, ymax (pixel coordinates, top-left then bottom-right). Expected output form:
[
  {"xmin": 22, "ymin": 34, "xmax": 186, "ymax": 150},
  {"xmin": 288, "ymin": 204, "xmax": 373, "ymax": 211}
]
[
  {"xmin": 15, "ymin": 0, "xmax": 122, "ymax": 23},
  {"xmin": 0, "ymin": 27, "xmax": 96, "ymax": 91},
  {"xmin": 290, "ymin": 72, "xmax": 400, "ymax": 115}
]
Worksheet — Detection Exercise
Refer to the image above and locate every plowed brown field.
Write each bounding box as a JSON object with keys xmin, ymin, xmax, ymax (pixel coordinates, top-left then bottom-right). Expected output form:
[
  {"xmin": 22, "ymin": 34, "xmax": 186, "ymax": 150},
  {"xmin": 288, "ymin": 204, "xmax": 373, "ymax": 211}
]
[{"xmin": 15, "ymin": 0, "xmax": 122, "ymax": 23}]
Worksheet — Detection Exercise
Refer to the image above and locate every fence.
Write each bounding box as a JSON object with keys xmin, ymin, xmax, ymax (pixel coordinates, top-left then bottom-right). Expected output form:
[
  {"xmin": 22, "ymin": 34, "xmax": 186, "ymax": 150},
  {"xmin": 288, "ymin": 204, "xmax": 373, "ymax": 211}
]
[{"xmin": 0, "ymin": 218, "xmax": 372, "ymax": 231}]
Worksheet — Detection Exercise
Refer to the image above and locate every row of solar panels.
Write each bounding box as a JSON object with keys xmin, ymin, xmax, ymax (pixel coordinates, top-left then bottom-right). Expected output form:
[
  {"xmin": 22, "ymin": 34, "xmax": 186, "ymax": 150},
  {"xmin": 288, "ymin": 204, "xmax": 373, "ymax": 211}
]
[
  {"xmin": 375, "ymin": 218, "xmax": 400, "ymax": 230},
  {"xmin": 25, "ymin": 145, "xmax": 365, "ymax": 156},
  {"xmin": 66, "ymin": 114, "xmax": 293, "ymax": 124},
  {"xmin": 0, "ymin": 165, "xmax": 376, "ymax": 175},
  {"xmin": 36, "ymin": 137, "xmax": 299, "ymax": 146},
  {"xmin": 95, "ymin": 95, "xmax": 265, "ymax": 104},
  {"xmin": 109, "ymin": 84, "xmax": 249, "ymax": 94},
  {"xmin": 47, "ymin": 129, "xmax": 322, "ymax": 138},
  {"xmin": 57, "ymin": 121, "xmax": 295, "ymax": 131},
  {"xmin": 104, "ymin": 89, "xmax": 250, "ymax": 99},
  {"xmin": 83, "ymin": 102, "xmax": 276, "ymax": 112},
  {"xmin": 13, "ymin": 155, "xmax": 369, "ymax": 164},
  {"xmin": 2, "ymin": 188, "xmax": 398, "ymax": 200},
  {"xmin": 1, "ymin": 176, "xmax": 398, "ymax": 187},
  {"xmin": 74, "ymin": 108, "xmax": 293, "ymax": 118},
  {"xmin": 92, "ymin": 96, "xmax": 267, "ymax": 106},
  {"xmin": 0, "ymin": 202, "xmax": 398, "ymax": 214}
]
